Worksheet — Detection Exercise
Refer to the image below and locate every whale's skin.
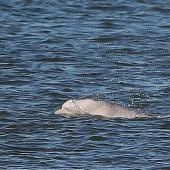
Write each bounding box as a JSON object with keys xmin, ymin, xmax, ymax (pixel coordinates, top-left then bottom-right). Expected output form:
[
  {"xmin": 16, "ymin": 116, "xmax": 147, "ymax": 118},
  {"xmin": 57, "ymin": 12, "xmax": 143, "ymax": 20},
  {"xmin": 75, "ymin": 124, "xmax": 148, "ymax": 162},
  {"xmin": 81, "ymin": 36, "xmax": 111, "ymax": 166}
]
[{"xmin": 55, "ymin": 98, "xmax": 149, "ymax": 118}]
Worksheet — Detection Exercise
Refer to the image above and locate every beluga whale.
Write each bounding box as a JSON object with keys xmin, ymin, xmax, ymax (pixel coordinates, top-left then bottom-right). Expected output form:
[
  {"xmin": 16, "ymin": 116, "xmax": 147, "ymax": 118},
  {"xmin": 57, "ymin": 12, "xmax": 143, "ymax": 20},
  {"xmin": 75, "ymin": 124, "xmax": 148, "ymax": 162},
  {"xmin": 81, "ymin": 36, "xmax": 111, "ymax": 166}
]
[{"xmin": 55, "ymin": 98, "xmax": 150, "ymax": 119}]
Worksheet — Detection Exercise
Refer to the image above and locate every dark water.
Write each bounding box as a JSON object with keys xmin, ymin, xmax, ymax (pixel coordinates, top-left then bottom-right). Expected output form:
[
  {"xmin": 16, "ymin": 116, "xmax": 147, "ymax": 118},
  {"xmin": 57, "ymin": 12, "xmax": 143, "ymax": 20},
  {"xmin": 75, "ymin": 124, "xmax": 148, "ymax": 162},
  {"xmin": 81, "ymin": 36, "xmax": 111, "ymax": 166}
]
[{"xmin": 0, "ymin": 0, "xmax": 170, "ymax": 169}]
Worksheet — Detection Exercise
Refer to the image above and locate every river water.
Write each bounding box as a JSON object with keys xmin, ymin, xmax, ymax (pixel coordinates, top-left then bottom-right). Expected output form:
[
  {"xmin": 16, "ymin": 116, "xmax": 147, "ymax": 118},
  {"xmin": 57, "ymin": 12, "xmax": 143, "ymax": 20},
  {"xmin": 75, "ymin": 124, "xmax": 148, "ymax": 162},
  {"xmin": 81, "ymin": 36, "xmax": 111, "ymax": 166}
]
[{"xmin": 0, "ymin": 0, "xmax": 170, "ymax": 169}]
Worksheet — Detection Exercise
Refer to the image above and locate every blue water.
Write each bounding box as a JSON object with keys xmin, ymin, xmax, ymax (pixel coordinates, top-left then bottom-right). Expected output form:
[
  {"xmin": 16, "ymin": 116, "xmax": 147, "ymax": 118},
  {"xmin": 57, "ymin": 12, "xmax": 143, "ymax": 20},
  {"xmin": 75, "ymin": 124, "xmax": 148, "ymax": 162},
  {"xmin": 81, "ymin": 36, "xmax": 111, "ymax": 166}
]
[{"xmin": 0, "ymin": 0, "xmax": 170, "ymax": 169}]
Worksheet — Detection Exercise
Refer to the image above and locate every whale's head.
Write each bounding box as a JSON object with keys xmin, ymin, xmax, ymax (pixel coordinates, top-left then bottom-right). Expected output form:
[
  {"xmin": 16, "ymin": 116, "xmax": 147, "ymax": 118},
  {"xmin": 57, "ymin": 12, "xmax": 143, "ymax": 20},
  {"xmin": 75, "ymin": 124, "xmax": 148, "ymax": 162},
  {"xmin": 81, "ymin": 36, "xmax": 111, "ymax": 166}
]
[{"xmin": 55, "ymin": 99, "xmax": 83, "ymax": 116}]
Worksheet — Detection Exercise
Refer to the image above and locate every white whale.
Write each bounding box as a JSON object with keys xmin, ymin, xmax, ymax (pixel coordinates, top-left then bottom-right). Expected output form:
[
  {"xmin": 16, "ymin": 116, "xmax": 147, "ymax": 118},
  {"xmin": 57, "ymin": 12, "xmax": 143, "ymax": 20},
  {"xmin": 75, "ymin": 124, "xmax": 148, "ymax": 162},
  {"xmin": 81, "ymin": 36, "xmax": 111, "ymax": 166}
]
[{"xmin": 55, "ymin": 98, "xmax": 149, "ymax": 118}]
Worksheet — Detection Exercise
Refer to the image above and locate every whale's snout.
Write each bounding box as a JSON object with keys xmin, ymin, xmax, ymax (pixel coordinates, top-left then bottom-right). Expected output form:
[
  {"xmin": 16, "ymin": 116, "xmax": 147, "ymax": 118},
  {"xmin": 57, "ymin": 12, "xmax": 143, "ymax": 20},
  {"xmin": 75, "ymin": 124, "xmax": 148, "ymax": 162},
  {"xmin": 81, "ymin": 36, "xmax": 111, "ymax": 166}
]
[
  {"xmin": 55, "ymin": 109, "xmax": 64, "ymax": 113},
  {"xmin": 55, "ymin": 109, "xmax": 64, "ymax": 114}
]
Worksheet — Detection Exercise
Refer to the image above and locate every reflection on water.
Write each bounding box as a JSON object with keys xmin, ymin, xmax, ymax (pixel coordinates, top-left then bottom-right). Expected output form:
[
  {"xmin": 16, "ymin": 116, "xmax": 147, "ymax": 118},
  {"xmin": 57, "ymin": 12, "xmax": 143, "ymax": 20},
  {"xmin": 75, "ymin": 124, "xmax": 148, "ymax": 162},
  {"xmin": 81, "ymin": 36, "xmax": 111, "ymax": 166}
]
[{"xmin": 0, "ymin": 0, "xmax": 170, "ymax": 169}]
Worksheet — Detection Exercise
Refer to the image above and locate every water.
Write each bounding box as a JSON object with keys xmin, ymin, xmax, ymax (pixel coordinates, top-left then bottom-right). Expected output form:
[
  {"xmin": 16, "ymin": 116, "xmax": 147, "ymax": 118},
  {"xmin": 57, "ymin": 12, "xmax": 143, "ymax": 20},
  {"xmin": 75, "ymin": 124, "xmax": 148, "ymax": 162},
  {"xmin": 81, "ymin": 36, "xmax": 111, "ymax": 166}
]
[{"xmin": 0, "ymin": 0, "xmax": 170, "ymax": 169}]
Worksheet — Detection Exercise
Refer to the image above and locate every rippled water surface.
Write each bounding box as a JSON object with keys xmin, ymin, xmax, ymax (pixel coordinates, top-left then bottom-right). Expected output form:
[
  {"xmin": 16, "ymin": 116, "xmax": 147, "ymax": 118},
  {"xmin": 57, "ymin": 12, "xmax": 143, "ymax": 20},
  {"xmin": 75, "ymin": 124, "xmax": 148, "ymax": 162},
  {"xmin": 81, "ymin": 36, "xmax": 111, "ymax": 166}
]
[{"xmin": 0, "ymin": 0, "xmax": 170, "ymax": 169}]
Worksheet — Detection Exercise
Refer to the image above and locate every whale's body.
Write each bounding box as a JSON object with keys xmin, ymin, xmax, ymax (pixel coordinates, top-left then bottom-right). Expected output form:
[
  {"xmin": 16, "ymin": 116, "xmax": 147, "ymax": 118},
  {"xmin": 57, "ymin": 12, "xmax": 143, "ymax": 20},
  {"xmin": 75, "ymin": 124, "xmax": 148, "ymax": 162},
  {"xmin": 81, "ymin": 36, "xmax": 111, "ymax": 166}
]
[{"xmin": 55, "ymin": 99, "xmax": 149, "ymax": 118}]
